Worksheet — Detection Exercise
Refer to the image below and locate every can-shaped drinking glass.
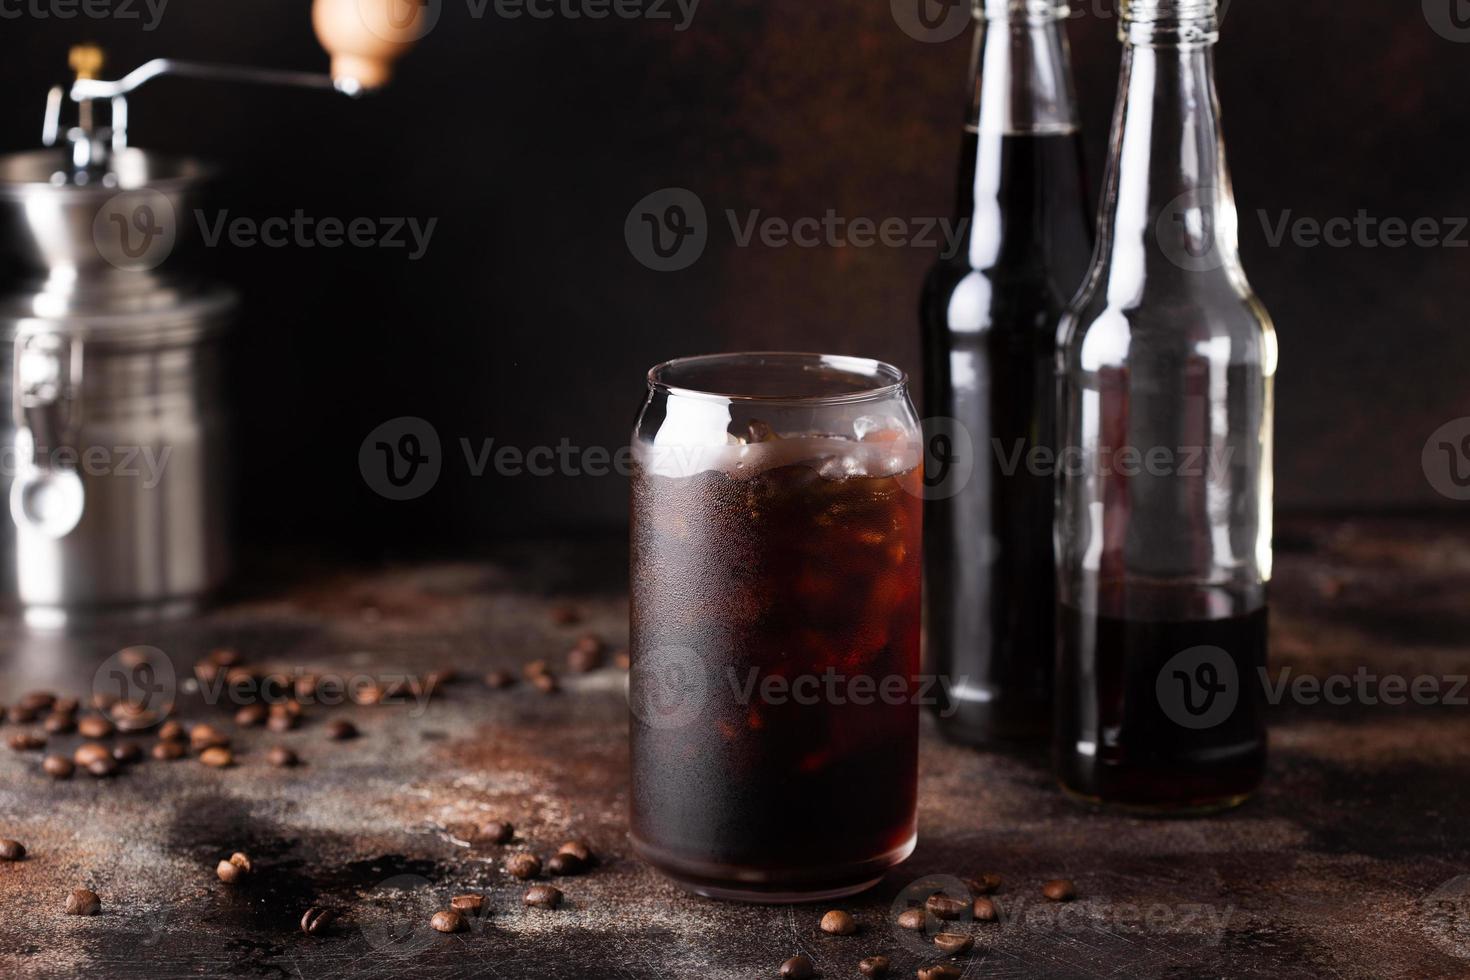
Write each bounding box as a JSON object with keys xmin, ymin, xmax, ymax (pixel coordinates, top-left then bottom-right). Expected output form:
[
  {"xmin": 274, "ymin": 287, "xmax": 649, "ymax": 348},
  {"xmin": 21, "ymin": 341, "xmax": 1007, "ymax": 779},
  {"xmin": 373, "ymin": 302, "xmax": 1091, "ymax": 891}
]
[{"xmin": 629, "ymin": 352, "xmax": 924, "ymax": 902}]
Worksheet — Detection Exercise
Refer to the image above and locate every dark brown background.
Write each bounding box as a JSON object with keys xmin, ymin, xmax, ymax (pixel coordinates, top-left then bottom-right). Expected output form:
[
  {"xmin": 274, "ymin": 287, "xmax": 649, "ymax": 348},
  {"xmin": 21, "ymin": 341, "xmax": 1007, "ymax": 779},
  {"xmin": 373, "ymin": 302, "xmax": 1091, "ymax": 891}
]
[{"xmin": 1, "ymin": 0, "xmax": 1467, "ymax": 557}]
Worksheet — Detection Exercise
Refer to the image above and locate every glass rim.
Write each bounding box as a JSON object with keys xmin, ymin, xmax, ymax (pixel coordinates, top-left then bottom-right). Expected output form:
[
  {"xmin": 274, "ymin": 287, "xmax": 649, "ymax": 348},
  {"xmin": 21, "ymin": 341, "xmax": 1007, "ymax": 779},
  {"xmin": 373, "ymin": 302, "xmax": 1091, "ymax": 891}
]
[{"xmin": 646, "ymin": 352, "xmax": 908, "ymax": 406}]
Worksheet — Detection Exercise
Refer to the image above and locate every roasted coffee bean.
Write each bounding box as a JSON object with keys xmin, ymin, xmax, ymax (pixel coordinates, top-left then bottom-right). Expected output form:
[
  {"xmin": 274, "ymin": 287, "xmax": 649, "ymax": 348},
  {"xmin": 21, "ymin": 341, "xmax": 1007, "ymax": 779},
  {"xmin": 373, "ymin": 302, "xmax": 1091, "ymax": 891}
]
[
  {"xmin": 0, "ymin": 706, "xmax": 6, "ymax": 724},
  {"xmin": 9, "ymin": 704, "xmax": 39, "ymax": 724},
  {"xmin": 1041, "ymin": 879, "xmax": 1076, "ymax": 902},
  {"xmin": 820, "ymin": 909, "xmax": 857, "ymax": 935},
  {"xmin": 209, "ymin": 648, "xmax": 241, "ymax": 667},
  {"xmin": 350, "ymin": 682, "xmax": 384, "ymax": 706},
  {"xmin": 74, "ymin": 743, "xmax": 111, "ymax": 767},
  {"xmin": 934, "ymin": 932, "xmax": 973, "ymax": 955},
  {"xmin": 430, "ymin": 909, "xmax": 465, "ymax": 933},
  {"xmin": 557, "ymin": 839, "xmax": 594, "ymax": 864},
  {"xmin": 545, "ymin": 852, "xmax": 585, "ymax": 876},
  {"xmin": 52, "ymin": 697, "xmax": 78, "ymax": 716},
  {"xmin": 77, "ymin": 715, "xmax": 115, "ymax": 739},
  {"xmin": 17, "ymin": 691, "xmax": 56, "ymax": 713},
  {"xmin": 111, "ymin": 703, "xmax": 159, "ymax": 732},
  {"xmin": 90, "ymin": 692, "xmax": 117, "ymax": 712},
  {"xmin": 326, "ymin": 719, "xmax": 357, "ymax": 741},
  {"xmin": 550, "ymin": 605, "xmax": 581, "ymax": 626},
  {"xmin": 965, "ymin": 872, "xmax": 1002, "ymax": 895},
  {"xmin": 152, "ymin": 741, "xmax": 186, "ymax": 761},
  {"xmin": 505, "ymin": 852, "xmax": 541, "ymax": 879},
  {"xmin": 189, "ymin": 724, "xmax": 230, "ymax": 750},
  {"xmin": 294, "ymin": 675, "xmax": 320, "ymax": 700},
  {"xmin": 858, "ymin": 955, "xmax": 890, "ymax": 977},
  {"xmin": 897, "ymin": 908, "xmax": 926, "ymax": 931},
  {"xmin": 779, "ymin": 954, "xmax": 814, "ymax": 980},
  {"xmin": 112, "ymin": 743, "xmax": 143, "ymax": 764},
  {"xmin": 301, "ymin": 906, "xmax": 336, "ymax": 935},
  {"xmin": 86, "ymin": 757, "xmax": 119, "ymax": 778},
  {"xmin": 476, "ymin": 820, "xmax": 514, "ymax": 845},
  {"xmin": 42, "ymin": 713, "xmax": 75, "ymax": 735},
  {"xmin": 523, "ymin": 884, "xmax": 563, "ymax": 909},
  {"xmin": 64, "ymin": 888, "xmax": 101, "ymax": 915},
  {"xmin": 235, "ymin": 704, "xmax": 268, "ymax": 727},
  {"xmin": 157, "ymin": 720, "xmax": 185, "ymax": 742},
  {"xmin": 566, "ymin": 635, "xmax": 604, "ymax": 673},
  {"xmin": 530, "ymin": 672, "xmax": 559, "ymax": 694},
  {"xmin": 450, "ymin": 893, "xmax": 485, "ymax": 914},
  {"xmin": 267, "ymin": 746, "xmax": 300, "ymax": 768},
  {"xmin": 267, "ymin": 710, "xmax": 299, "ymax": 733},
  {"xmin": 216, "ymin": 852, "xmax": 252, "ymax": 883},
  {"xmin": 925, "ymin": 893, "xmax": 968, "ymax": 920},
  {"xmin": 612, "ymin": 649, "xmax": 631, "ymax": 670},
  {"xmin": 0, "ymin": 839, "xmax": 26, "ymax": 860},
  {"xmin": 483, "ymin": 670, "xmax": 515, "ymax": 690},
  {"xmin": 199, "ymin": 747, "xmax": 234, "ymax": 768},
  {"xmin": 426, "ymin": 668, "xmax": 458, "ymax": 687},
  {"xmin": 43, "ymin": 754, "xmax": 75, "ymax": 779},
  {"xmin": 523, "ymin": 660, "xmax": 551, "ymax": 679},
  {"xmin": 972, "ymin": 897, "xmax": 998, "ymax": 922},
  {"xmin": 917, "ymin": 967, "xmax": 961, "ymax": 980},
  {"xmin": 9, "ymin": 732, "xmax": 45, "ymax": 751}
]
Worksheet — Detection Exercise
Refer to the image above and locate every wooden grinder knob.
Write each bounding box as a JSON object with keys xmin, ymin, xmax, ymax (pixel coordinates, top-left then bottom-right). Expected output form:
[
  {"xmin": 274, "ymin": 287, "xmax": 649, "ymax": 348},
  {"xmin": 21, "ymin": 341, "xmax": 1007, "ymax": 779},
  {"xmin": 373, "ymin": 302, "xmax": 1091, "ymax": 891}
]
[{"xmin": 312, "ymin": 0, "xmax": 428, "ymax": 91}]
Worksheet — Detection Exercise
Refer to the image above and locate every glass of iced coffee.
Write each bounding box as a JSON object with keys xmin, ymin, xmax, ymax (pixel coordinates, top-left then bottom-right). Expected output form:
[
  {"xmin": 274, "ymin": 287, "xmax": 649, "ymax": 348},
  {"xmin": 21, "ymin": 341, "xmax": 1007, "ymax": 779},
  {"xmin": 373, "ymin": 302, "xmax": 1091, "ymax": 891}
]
[{"xmin": 629, "ymin": 352, "xmax": 923, "ymax": 902}]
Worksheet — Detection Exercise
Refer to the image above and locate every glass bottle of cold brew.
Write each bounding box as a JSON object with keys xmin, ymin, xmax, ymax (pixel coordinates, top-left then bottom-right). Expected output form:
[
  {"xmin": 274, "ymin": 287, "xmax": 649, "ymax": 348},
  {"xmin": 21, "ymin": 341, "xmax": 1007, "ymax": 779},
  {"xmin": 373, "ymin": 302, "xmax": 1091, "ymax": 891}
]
[
  {"xmin": 922, "ymin": 0, "xmax": 1092, "ymax": 744},
  {"xmin": 1055, "ymin": 0, "xmax": 1276, "ymax": 811}
]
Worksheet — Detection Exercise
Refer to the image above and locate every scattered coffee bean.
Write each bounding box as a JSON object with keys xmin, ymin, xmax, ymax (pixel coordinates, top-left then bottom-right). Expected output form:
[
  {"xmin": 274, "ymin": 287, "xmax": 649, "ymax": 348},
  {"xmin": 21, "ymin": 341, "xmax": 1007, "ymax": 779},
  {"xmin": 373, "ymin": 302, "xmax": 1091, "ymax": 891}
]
[
  {"xmin": 74, "ymin": 743, "xmax": 111, "ymax": 767},
  {"xmin": 112, "ymin": 743, "xmax": 143, "ymax": 765},
  {"xmin": 157, "ymin": 720, "xmax": 185, "ymax": 742},
  {"xmin": 530, "ymin": 672, "xmax": 559, "ymax": 694},
  {"xmin": 17, "ymin": 691, "xmax": 56, "ymax": 713},
  {"xmin": 110, "ymin": 703, "xmax": 159, "ymax": 732},
  {"xmin": 216, "ymin": 852, "xmax": 253, "ymax": 883},
  {"xmin": 301, "ymin": 906, "xmax": 336, "ymax": 935},
  {"xmin": 43, "ymin": 754, "xmax": 75, "ymax": 779},
  {"xmin": 476, "ymin": 820, "xmax": 514, "ymax": 845},
  {"xmin": 267, "ymin": 746, "xmax": 300, "ymax": 768},
  {"xmin": 195, "ymin": 662, "xmax": 221, "ymax": 685},
  {"xmin": 965, "ymin": 872, "xmax": 1002, "ymax": 895},
  {"xmin": 90, "ymin": 692, "xmax": 117, "ymax": 712},
  {"xmin": 294, "ymin": 675, "xmax": 320, "ymax": 700},
  {"xmin": 925, "ymin": 893, "xmax": 967, "ymax": 920},
  {"xmin": 820, "ymin": 909, "xmax": 857, "ymax": 935},
  {"xmin": 523, "ymin": 660, "xmax": 551, "ymax": 680},
  {"xmin": 0, "ymin": 706, "xmax": 6, "ymax": 723},
  {"xmin": 77, "ymin": 715, "xmax": 115, "ymax": 739},
  {"xmin": 779, "ymin": 954, "xmax": 814, "ymax": 980},
  {"xmin": 934, "ymin": 932, "xmax": 973, "ymax": 955},
  {"xmin": 550, "ymin": 605, "xmax": 581, "ymax": 626},
  {"xmin": 326, "ymin": 719, "xmax": 357, "ymax": 741},
  {"xmin": 505, "ymin": 852, "xmax": 541, "ymax": 879},
  {"xmin": 917, "ymin": 966, "xmax": 961, "ymax": 980},
  {"xmin": 42, "ymin": 713, "xmax": 75, "ymax": 735},
  {"xmin": 0, "ymin": 839, "xmax": 25, "ymax": 861},
  {"xmin": 267, "ymin": 707, "xmax": 299, "ymax": 733},
  {"xmin": 450, "ymin": 893, "xmax": 485, "ymax": 914},
  {"xmin": 546, "ymin": 852, "xmax": 586, "ymax": 876},
  {"xmin": 1041, "ymin": 879, "xmax": 1076, "ymax": 902},
  {"xmin": 64, "ymin": 888, "xmax": 100, "ymax": 916},
  {"xmin": 52, "ymin": 697, "xmax": 78, "ymax": 716},
  {"xmin": 189, "ymin": 724, "xmax": 230, "ymax": 751},
  {"xmin": 566, "ymin": 635, "xmax": 604, "ymax": 673},
  {"xmin": 613, "ymin": 649, "xmax": 631, "ymax": 670},
  {"xmin": 426, "ymin": 668, "xmax": 457, "ymax": 687},
  {"xmin": 972, "ymin": 897, "xmax": 998, "ymax": 922},
  {"xmin": 86, "ymin": 757, "xmax": 119, "ymax": 778},
  {"xmin": 235, "ymin": 704, "xmax": 267, "ymax": 727},
  {"xmin": 897, "ymin": 908, "xmax": 926, "ymax": 930},
  {"xmin": 200, "ymin": 747, "xmax": 234, "ymax": 768},
  {"xmin": 523, "ymin": 884, "xmax": 563, "ymax": 909},
  {"xmin": 858, "ymin": 955, "xmax": 890, "ymax": 977},
  {"xmin": 152, "ymin": 741, "xmax": 186, "ymax": 761},
  {"xmin": 430, "ymin": 909, "xmax": 465, "ymax": 933},
  {"xmin": 209, "ymin": 648, "xmax": 241, "ymax": 667},
  {"xmin": 350, "ymin": 682, "xmax": 384, "ymax": 706},
  {"xmin": 557, "ymin": 839, "xmax": 594, "ymax": 864},
  {"xmin": 9, "ymin": 704, "xmax": 39, "ymax": 724},
  {"xmin": 8, "ymin": 732, "xmax": 45, "ymax": 751},
  {"xmin": 483, "ymin": 670, "xmax": 515, "ymax": 690}
]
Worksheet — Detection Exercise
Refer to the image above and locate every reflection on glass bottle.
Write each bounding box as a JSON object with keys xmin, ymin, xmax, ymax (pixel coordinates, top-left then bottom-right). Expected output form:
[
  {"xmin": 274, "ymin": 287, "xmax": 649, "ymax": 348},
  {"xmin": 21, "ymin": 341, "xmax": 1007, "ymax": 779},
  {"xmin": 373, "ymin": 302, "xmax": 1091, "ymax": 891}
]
[
  {"xmin": 922, "ymin": 0, "xmax": 1092, "ymax": 744},
  {"xmin": 1054, "ymin": 0, "xmax": 1277, "ymax": 812}
]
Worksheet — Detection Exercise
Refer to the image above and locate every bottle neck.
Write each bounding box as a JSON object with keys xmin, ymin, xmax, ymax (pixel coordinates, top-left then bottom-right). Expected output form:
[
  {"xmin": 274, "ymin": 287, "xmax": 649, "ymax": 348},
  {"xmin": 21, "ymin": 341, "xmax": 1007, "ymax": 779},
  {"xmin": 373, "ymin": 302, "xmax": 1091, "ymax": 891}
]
[
  {"xmin": 957, "ymin": 4, "xmax": 1082, "ymax": 270},
  {"xmin": 1092, "ymin": 5, "xmax": 1241, "ymax": 300}
]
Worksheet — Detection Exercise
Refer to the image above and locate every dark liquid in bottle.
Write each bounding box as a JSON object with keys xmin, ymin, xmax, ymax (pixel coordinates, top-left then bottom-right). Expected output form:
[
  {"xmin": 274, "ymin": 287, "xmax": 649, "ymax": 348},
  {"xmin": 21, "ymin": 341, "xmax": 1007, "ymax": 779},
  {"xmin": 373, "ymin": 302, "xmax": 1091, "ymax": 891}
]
[
  {"xmin": 1054, "ymin": 598, "xmax": 1268, "ymax": 812},
  {"xmin": 922, "ymin": 130, "xmax": 1092, "ymax": 743}
]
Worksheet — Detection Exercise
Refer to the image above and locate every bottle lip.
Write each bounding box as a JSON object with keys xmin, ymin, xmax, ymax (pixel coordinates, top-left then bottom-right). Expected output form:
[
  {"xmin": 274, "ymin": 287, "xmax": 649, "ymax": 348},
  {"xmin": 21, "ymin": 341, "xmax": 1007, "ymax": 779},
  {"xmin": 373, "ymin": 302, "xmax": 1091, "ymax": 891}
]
[
  {"xmin": 973, "ymin": 0, "xmax": 1073, "ymax": 23},
  {"xmin": 1120, "ymin": 0, "xmax": 1221, "ymax": 45}
]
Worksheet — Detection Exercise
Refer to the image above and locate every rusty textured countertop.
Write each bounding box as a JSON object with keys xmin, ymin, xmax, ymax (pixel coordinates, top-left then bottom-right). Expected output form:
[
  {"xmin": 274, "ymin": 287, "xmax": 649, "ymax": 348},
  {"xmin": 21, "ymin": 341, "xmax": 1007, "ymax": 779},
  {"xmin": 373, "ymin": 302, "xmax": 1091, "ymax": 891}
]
[{"xmin": 1, "ymin": 518, "xmax": 1469, "ymax": 979}]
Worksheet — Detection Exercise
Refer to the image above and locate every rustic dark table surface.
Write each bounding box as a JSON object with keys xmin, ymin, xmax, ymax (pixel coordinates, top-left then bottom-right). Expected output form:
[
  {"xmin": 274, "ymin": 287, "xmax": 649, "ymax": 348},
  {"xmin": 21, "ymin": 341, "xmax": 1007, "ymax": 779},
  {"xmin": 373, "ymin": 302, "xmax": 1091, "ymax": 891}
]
[{"xmin": 1, "ymin": 516, "xmax": 1468, "ymax": 980}]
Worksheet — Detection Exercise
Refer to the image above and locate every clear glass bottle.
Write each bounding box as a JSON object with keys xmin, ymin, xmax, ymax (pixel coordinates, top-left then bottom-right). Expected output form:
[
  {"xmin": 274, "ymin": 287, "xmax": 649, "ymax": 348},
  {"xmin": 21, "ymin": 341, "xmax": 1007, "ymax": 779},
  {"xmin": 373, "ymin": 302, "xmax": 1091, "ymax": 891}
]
[
  {"xmin": 922, "ymin": 0, "xmax": 1092, "ymax": 744},
  {"xmin": 1055, "ymin": 0, "xmax": 1276, "ymax": 811}
]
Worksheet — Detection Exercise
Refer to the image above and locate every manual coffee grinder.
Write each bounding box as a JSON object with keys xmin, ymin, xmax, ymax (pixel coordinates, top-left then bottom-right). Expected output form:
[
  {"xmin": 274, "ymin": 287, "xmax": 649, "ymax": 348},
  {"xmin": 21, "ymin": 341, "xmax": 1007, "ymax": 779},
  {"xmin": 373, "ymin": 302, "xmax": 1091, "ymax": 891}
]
[{"xmin": 0, "ymin": 0, "xmax": 423, "ymax": 629}]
